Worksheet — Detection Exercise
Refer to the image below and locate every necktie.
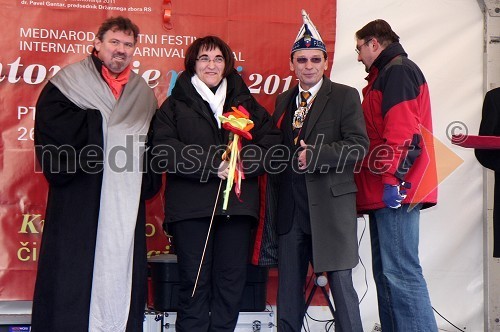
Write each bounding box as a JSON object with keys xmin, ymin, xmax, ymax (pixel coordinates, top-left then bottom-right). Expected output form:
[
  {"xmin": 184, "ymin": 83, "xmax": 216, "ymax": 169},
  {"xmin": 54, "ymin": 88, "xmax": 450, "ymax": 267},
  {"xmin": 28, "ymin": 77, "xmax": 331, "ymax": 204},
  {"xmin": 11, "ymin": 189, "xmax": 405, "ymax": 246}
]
[
  {"xmin": 293, "ymin": 91, "xmax": 311, "ymax": 144},
  {"xmin": 300, "ymin": 91, "xmax": 311, "ymax": 107}
]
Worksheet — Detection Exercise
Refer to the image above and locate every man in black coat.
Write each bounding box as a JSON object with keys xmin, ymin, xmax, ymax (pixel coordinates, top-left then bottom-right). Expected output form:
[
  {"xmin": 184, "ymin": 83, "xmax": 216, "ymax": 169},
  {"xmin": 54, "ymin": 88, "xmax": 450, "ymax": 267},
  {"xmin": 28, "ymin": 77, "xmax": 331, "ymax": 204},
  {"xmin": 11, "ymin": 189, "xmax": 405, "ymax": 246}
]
[
  {"xmin": 32, "ymin": 16, "xmax": 159, "ymax": 332},
  {"xmin": 273, "ymin": 10, "xmax": 368, "ymax": 332}
]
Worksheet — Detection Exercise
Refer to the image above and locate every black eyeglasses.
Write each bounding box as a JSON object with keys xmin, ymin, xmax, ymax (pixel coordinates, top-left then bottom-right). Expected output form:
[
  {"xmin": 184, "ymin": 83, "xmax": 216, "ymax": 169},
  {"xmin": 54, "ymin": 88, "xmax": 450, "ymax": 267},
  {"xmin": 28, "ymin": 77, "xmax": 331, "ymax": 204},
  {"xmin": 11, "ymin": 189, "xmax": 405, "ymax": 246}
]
[
  {"xmin": 196, "ymin": 55, "xmax": 225, "ymax": 64},
  {"xmin": 295, "ymin": 57, "xmax": 324, "ymax": 64},
  {"xmin": 355, "ymin": 38, "xmax": 373, "ymax": 54}
]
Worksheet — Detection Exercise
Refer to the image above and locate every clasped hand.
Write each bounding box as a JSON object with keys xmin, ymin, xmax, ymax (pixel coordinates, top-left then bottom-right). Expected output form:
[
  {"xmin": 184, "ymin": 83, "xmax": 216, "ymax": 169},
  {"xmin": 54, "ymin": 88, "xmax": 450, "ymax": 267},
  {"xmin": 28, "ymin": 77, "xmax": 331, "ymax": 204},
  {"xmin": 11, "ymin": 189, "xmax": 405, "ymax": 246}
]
[{"xmin": 297, "ymin": 140, "xmax": 309, "ymax": 170}]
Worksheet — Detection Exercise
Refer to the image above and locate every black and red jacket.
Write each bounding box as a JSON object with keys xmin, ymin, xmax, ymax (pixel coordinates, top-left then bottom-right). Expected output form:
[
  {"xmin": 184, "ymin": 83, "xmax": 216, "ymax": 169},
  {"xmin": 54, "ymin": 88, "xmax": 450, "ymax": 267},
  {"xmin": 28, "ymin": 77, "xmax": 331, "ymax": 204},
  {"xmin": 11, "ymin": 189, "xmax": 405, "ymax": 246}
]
[{"xmin": 355, "ymin": 42, "xmax": 438, "ymax": 212}]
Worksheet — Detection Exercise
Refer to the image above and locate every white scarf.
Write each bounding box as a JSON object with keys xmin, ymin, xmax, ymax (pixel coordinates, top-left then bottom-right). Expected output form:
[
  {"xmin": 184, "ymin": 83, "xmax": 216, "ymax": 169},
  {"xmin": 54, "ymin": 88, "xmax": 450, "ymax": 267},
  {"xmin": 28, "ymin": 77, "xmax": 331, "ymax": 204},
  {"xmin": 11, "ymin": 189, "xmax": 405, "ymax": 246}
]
[{"xmin": 191, "ymin": 74, "xmax": 227, "ymax": 128}]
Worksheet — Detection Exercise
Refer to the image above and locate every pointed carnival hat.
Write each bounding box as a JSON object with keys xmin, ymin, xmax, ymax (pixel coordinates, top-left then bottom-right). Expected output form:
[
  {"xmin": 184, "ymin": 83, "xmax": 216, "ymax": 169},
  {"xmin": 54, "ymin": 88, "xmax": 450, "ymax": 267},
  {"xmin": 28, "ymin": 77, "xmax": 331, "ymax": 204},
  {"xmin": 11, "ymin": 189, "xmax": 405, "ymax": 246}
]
[{"xmin": 291, "ymin": 9, "xmax": 326, "ymax": 53}]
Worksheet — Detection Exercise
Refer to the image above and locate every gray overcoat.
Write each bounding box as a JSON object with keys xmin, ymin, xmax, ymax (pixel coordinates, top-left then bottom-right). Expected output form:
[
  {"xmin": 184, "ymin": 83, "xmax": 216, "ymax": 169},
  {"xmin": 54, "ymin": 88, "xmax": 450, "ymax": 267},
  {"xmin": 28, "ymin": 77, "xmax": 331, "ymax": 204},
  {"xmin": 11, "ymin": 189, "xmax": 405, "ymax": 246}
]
[{"xmin": 274, "ymin": 76, "xmax": 369, "ymax": 272}]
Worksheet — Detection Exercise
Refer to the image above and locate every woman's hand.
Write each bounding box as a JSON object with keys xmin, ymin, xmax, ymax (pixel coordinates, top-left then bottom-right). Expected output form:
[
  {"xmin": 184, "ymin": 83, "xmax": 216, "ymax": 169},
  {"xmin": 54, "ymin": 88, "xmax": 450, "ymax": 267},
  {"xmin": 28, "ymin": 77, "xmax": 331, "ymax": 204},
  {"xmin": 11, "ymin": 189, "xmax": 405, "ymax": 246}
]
[{"xmin": 218, "ymin": 160, "xmax": 230, "ymax": 179}]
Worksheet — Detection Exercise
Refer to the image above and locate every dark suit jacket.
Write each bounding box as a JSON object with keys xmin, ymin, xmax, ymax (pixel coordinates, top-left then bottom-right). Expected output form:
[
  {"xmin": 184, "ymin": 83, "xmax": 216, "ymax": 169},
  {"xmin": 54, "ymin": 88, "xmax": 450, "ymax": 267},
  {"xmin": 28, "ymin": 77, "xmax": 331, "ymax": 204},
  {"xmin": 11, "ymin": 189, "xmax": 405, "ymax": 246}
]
[{"xmin": 274, "ymin": 76, "xmax": 369, "ymax": 272}]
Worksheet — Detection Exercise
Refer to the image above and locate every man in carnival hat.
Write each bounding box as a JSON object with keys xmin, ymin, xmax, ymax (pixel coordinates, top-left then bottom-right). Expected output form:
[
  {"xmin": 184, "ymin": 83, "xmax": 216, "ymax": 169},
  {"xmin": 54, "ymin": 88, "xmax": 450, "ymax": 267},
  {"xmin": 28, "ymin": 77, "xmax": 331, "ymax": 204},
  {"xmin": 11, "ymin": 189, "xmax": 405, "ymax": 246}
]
[{"xmin": 272, "ymin": 9, "xmax": 368, "ymax": 332}]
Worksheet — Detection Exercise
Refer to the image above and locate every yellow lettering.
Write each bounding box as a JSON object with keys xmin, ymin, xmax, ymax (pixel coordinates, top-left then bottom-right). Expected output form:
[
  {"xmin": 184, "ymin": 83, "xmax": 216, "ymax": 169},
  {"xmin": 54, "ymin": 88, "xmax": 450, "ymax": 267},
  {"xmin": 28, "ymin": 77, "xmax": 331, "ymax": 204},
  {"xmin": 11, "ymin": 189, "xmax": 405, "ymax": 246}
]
[
  {"xmin": 17, "ymin": 242, "xmax": 31, "ymax": 261},
  {"xmin": 147, "ymin": 250, "xmax": 160, "ymax": 259},
  {"xmin": 145, "ymin": 223, "xmax": 156, "ymax": 237},
  {"xmin": 19, "ymin": 214, "xmax": 42, "ymax": 234}
]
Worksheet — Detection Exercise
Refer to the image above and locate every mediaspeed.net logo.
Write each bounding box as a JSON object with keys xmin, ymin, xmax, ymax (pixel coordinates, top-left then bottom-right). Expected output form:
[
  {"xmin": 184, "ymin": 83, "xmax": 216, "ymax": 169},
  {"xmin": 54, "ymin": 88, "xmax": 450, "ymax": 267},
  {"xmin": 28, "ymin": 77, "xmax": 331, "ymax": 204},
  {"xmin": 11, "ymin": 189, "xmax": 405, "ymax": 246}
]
[{"xmin": 31, "ymin": 121, "xmax": 468, "ymax": 208}]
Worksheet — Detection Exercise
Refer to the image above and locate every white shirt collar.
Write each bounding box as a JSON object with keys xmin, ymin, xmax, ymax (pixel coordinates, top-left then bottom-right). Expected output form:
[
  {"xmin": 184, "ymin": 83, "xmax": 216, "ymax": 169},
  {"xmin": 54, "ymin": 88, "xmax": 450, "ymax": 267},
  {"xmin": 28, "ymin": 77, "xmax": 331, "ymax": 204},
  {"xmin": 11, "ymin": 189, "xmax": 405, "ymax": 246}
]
[{"xmin": 298, "ymin": 78, "xmax": 323, "ymax": 103}]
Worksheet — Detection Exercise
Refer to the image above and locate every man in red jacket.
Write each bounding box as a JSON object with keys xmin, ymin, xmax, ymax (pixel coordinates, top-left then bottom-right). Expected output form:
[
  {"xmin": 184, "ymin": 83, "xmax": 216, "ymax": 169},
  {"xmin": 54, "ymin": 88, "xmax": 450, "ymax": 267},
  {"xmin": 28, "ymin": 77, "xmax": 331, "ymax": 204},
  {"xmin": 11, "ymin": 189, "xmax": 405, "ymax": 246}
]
[{"xmin": 354, "ymin": 19, "xmax": 438, "ymax": 332}]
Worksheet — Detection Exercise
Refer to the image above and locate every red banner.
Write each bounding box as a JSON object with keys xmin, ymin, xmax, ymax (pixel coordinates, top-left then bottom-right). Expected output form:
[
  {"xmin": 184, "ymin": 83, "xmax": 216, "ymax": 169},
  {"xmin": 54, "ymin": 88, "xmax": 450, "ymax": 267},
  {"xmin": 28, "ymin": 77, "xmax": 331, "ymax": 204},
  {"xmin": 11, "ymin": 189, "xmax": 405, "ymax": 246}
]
[{"xmin": 0, "ymin": 0, "xmax": 336, "ymax": 301}]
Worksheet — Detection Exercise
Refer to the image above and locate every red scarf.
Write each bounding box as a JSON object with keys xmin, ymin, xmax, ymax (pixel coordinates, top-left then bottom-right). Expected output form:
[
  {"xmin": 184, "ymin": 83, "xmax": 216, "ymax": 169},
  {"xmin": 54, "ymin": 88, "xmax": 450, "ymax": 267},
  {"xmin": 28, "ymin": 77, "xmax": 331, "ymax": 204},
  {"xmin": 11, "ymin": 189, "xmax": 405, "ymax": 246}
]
[{"xmin": 101, "ymin": 65, "xmax": 131, "ymax": 99}]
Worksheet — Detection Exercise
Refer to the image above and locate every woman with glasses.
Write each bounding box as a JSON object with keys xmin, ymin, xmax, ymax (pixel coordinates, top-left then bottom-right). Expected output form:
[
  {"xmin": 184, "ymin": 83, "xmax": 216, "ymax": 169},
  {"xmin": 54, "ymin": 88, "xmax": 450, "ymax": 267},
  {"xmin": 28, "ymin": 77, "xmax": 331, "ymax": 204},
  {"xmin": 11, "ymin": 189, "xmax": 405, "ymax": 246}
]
[{"xmin": 151, "ymin": 35, "xmax": 280, "ymax": 332}]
